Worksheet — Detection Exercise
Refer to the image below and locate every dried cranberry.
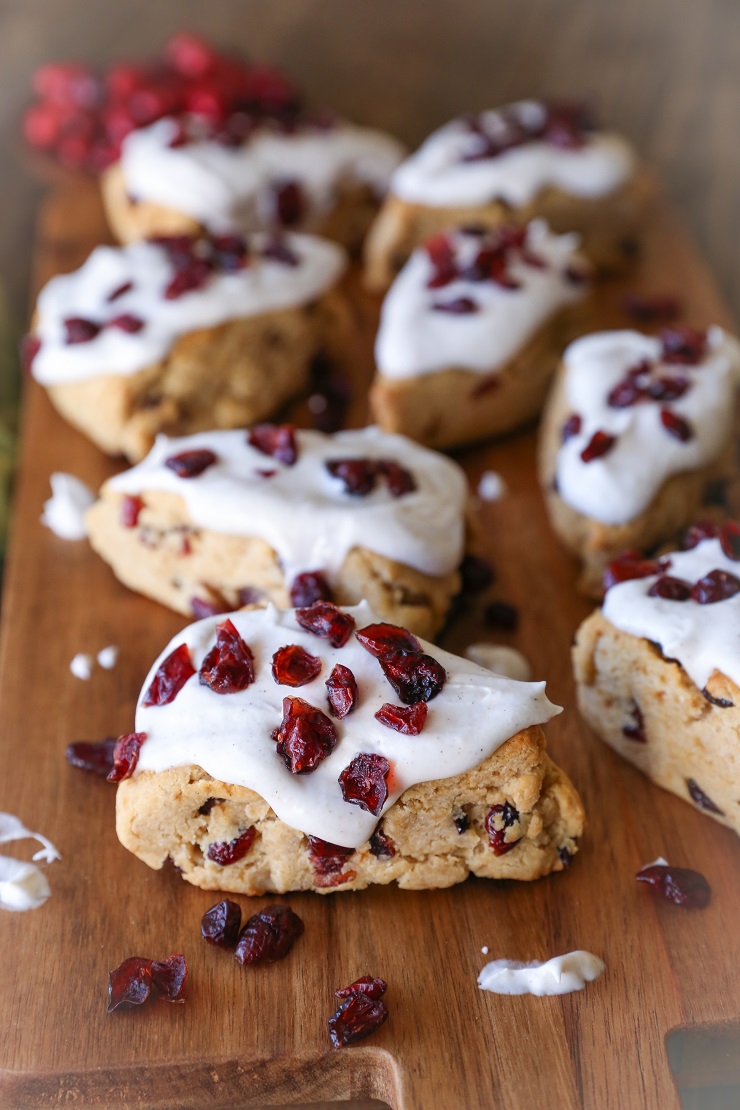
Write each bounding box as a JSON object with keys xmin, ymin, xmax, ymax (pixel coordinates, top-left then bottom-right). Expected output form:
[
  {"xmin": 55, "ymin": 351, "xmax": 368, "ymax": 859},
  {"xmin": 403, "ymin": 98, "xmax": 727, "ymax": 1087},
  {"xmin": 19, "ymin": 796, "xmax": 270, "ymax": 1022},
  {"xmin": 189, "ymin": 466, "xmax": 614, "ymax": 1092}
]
[
  {"xmin": 378, "ymin": 650, "xmax": 446, "ymax": 704},
  {"xmin": 636, "ymin": 864, "xmax": 711, "ymax": 908},
  {"xmin": 143, "ymin": 643, "xmax": 195, "ymax": 706},
  {"xmin": 199, "ymin": 619, "xmax": 255, "ymax": 695},
  {"xmin": 262, "ymin": 237, "xmax": 299, "ymax": 267},
  {"xmin": 702, "ymin": 688, "xmax": 734, "ymax": 708},
  {"xmin": 290, "ymin": 571, "xmax": 332, "ymax": 607},
  {"xmin": 356, "ymin": 623, "xmax": 421, "ymax": 657},
  {"xmin": 621, "ymin": 293, "xmax": 682, "ymax": 323},
  {"xmin": 369, "ymin": 826, "xmax": 396, "ymax": 859},
  {"xmin": 272, "ymin": 644, "xmax": 322, "ymax": 687},
  {"xmin": 424, "ymin": 233, "xmax": 457, "ymax": 287},
  {"xmin": 660, "ymin": 408, "xmax": 693, "ymax": 442},
  {"xmin": 432, "ymin": 296, "xmax": 479, "ymax": 314},
  {"xmin": 307, "ymin": 836, "xmax": 355, "ymax": 886},
  {"xmin": 272, "ymin": 696, "xmax": 337, "ymax": 774},
  {"xmin": 150, "ymin": 954, "xmax": 188, "ymax": 1002},
  {"xmin": 682, "ymin": 520, "xmax": 720, "ymax": 549},
  {"xmin": 580, "ymin": 430, "xmax": 617, "ymax": 463},
  {"xmin": 648, "ymin": 575, "xmax": 692, "ymax": 601},
  {"xmin": 690, "ymin": 569, "xmax": 740, "ymax": 604},
  {"xmin": 64, "ymin": 316, "xmax": 101, "ymax": 344},
  {"xmin": 106, "ymin": 732, "xmax": 147, "ymax": 782},
  {"xmin": 453, "ymin": 807, "xmax": 470, "ymax": 834},
  {"xmin": 164, "ymin": 256, "xmax": 213, "ymax": 299},
  {"xmin": 212, "ymin": 234, "xmax": 249, "ymax": 273},
  {"xmin": 484, "ymin": 601, "xmax": 519, "ymax": 631},
  {"xmin": 295, "ymin": 601, "xmax": 355, "ymax": 648},
  {"xmin": 165, "ymin": 448, "xmax": 217, "ymax": 478},
  {"xmin": 191, "ymin": 594, "xmax": 230, "ymax": 619},
  {"xmin": 328, "ymin": 988, "xmax": 388, "ymax": 1048},
  {"xmin": 247, "ymin": 423, "xmax": 297, "ymax": 466},
  {"xmin": 20, "ymin": 334, "xmax": 41, "ymax": 375},
  {"xmin": 564, "ymin": 262, "xmax": 591, "ymax": 285},
  {"xmin": 626, "ymin": 359, "xmax": 653, "ymax": 382},
  {"xmin": 603, "ymin": 551, "xmax": 667, "ymax": 591},
  {"xmin": 561, "ymin": 413, "xmax": 582, "ymax": 442},
  {"xmin": 607, "ymin": 378, "xmax": 644, "ymax": 408},
  {"xmin": 235, "ymin": 903, "xmax": 304, "ymax": 965},
  {"xmin": 237, "ymin": 586, "xmax": 263, "ymax": 607},
  {"xmin": 108, "ymin": 313, "xmax": 144, "ymax": 333},
  {"xmin": 201, "ymin": 899, "xmax": 242, "ymax": 947},
  {"xmin": 326, "ymin": 458, "xmax": 377, "ymax": 497},
  {"xmin": 66, "ymin": 736, "xmax": 117, "ymax": 777},
  {"xmin": 558, "ymin": 846, "xmax": 573, "ymax": 868},
  {"xmin": 377, "ymin": 459, "xmax": 417, "ymax": 497},
  {"xmin": 335, "ymin": 976, "xmax": 387, "ymax": 1001},
  {"xmin": 107, "ymin": 956, "xmax": 153, "ymax": 1011},
  {"xmin": 375, "ymin": 702, "xmax": 428, "ymax": 734},
  {"xmin": 459, "ymin": 554, "xmax": 494, "ymax": 593},
  {"xmin": 338, "ymin": 753, "xmax": 390, "ymax": 816},
  {"xmin": 326, "ymin": 664, "xmax": 358, "ymax": 718},
  {"xmin": 120, "ymin": 494, "xmax": 144, "ymax": 527},
  {"xmin": 660, "ymin": 325, "xmax": 707, "ymax": 365},
  {"xmin": 622, "ymin": 701, "xmax": 646, "ymax": 742},
  {"xmin": 271, "ymin": 178, "xmax": 305, "ymax": 226},
  {"xmin": 207, "ymin": 826, "xmax": 257, "ymax": 865},
  {"xmin": 719, "ymin": 521, "xmax": 740, "ymax": 561},
  {"xmin": 107, "ymin": 280, "xmax": 133, "ymax": 302},
  {"xmin": 485, "ymin": 802, "xmax": 522, "ymax": 855},
  {"xmin": 648, "ymin": 376, "xmax": 690, "ymax": 402},
  {"xmin": 686, "ymin": 778, "xmax": 725, "ymax": 815}
]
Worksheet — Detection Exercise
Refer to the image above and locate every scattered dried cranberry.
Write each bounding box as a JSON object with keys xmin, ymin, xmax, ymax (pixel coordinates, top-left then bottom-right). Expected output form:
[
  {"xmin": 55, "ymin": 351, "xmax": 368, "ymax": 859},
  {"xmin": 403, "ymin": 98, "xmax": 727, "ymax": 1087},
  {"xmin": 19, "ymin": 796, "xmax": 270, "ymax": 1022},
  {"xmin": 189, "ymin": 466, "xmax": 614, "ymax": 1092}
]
[
  {"xmin": 272, "ymin": 696, "xmax": 337, "ymax": 774},
  {"xmin": 378, "ymin": 650, "xmax": 446, "ymax": 704},
  {"xmin": 432, "ymin": 296, "xmax": 479, "ymax": 314},
  {"xmin": 235, "ymin": 903, "xmax": 304, "ymax": 965},
  {"xmin": 485, "ymin": 802, "xmax": 522, "ymax": 855},
  {"xmin": 377, "ymin": 459, "xmax": 417, "ymax": 497},
  {"xmin": 106, "ymin": 732, "xmax": 147, "ymax": 782},
  {"xmin": 483, "ymin": 601, "xmax": 518, "ymax": 631},
  {"xmin": 660, "ymin": 408, "xmax": 693, "ymax": 442},
  {"xmin": 248, "ymin": 423, "xmax": 297, "ymax": 465},
  {"xmin": 107, "ymin": 953, "xmax": 187, "ymax": 1012},
  {"xmin": 661, "ymin": 325, "xmax": 707, "ymax": 366},
  {"xmin": 636, "ymin": 864, "xmax": 711, "ymax": 908},
  {"xmin": 164, "ymin": 256, "xmax": 213, "ymax": 299},
  {"xmin": 682, "ymin": 520, "xmax": 720, "ymax": 549},
  {"xmin": 151, "ymin": 954, "xmax": 188, "ymax": 1002},
  {"xmin": 558, "ymin": 846, "xmax": 573, "ymax": 868},
  {"xmin": 622, "ymin": 701, "xmax": 646, "ymax": 743},
  {"xmin": 648, "ymin": 376, "xmax": 690, "ymax": 402},
  {"xmin": 271, "ymin": 178, "xmax": 305, "ymax": 226},
  {"xmin": 290, "ymin": 570, "xmax": 332, "ymax": 607},
  {"xmin": 64, "ymin": 316, "xmax": 101, "ymax": 344},
  {"xmin": 686, "ymin": 778, "xmax": 725, "ymax": 815},
  {"xmin": 425, "ymin": 233, "xmax": 457, "ymax": 288},
  {"xmin": 690, "ymin": 569, "xmax": 740, "ymax": 604},
  {"xmin": 326, "ymin": 457, "xmax": 377, "ymax": 496},
  {"xmin": 603, "ymin": 551, "xmax": 667, "ymax": 591},
  {"xmin": 335, "ymin": 976, "xmax": 387, "ymax": 1001},
  {"xmin": 328, "ymin": 981, "xmax": 388, "ymax": 1048},
  {"xmin": 191, "ymin": 594, "xmax": 230, "ymax": 619},
  {"xmin": 375, "ymin": 701, "xmax": 428, "ymax": 734},
  {"xmin": 325, "ymin": 664, "xmax": 358, "ymax": 718},
  {"xmin": 561, "ymin": 413, "xmax": 582, "ymax": 443},
  {"xmin": 120, "ymin": 493, "xmax": 144, "ymax": 527},
  {"xmin": 607, "ymin": 378, "xmax": 644, "ymax": 408},
  {"xmin": 212, "ymin": 233, "xmax": 249, "ymax": 272},
  {"xmin": 143, "ymin": 643, "xmax": 195, "ymax": 706},
  {"xmin": 453, "ymin": 807, "xmax": 470, "ymax": 834},
  {"xmin": 621, "ymin": 293, "xmax": 682, "ymax": 323},
  {"xmin": 369, "ymin": 826, "xmax": 396, "ymax": 859},
  {"xmin": 165, "ymin": 448, "xmax": 217, "ymax": 478},
  {"xmin": 648, "ymin": 575, "xmax": 692, "ymax": 601},
  {"xmin": 719, "ymin": 521, "xmax": 740, "ymax": 561},
  {"xmin": 66, "ymin": 736, "xmax": 117, "ymax": 777},
  {"xmin": 339, "ymin": 753, "xmax": 390, "ymax": 816},
  {"xmin": 201, "ymin": 899, "xmax": 242, "ymax": 947},
  {"xmin": 459, "ymin": 554, "xmax": 494, "ymax": 593},
  {"xmin": 107, "ymin": 280, "xmax": 133, "ymax": 302},
  {"xmin": 355, "ymin": 623, "xmax": 421, "ymax": 658},
  {"xmin": 307, "ymin": 836, "xmax": 355, "ymax": 886},
  {"xmin": 580, "ymin": 429, "xmax": 616, "ymax": 463},
  {"xmin": 207, "ymin": 826, "xmax": 257, "ymax": 865},
  {"xmin": 295, "ymin": 601, "xmax": 355, "ymax": 648},
  {"xmin": 272, "ymin": 644, "xmax": 322, "ymax": 687},
  {"xmin": 108, "ymin": 313, "xmax": 144, "ymax": 333},
  {"xmin": 199, "ymin": 618, "xmax": 255, "ymax": 695}
]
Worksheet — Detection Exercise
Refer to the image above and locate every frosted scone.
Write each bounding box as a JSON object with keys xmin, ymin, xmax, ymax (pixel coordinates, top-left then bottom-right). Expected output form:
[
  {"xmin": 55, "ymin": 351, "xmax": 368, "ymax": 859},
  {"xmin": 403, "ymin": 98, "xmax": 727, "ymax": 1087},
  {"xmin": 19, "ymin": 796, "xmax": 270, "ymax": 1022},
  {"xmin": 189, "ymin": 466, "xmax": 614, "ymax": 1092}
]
[
  {"xmin": 27, "ymin": 231, "xmax": 349, "ymax": 461},
  {"xmin": 573, "ymin": 527, "xmax": 740, "ymax": 836},
  {"xmin": 364, "ymin": 100, "xmax": 647, "ymax": 290},
  {"xmin": 114, "ymin": 601, "xmax": 585, "ymax": 894},
  {"xmin": 539, "ymin": 326, "xmax": 740, "ymax": 596},
  {"xmin": 370, "ymin": 221, "xmax": 591, "ymax": 449},
  {"xmin": 86, "ymin": 425, "xmax": 468, "ymax": 638}
]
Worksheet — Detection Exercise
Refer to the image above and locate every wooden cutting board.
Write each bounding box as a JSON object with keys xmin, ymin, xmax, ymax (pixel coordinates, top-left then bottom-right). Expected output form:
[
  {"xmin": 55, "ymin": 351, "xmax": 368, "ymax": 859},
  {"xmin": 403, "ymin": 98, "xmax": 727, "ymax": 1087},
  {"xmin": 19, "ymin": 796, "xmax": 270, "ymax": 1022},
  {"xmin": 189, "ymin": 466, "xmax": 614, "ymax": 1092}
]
[{"xmin": 0, "ymin": 180, "xmax": 738, "ymax": 1110}]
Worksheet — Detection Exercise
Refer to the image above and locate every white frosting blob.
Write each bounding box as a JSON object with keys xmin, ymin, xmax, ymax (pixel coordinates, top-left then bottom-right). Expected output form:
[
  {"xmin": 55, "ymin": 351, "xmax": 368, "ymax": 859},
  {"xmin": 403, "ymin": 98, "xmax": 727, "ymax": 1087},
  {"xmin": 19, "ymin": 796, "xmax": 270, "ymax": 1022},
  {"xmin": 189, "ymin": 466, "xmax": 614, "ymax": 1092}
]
[
  {"xmin": 41, "ymin": 472, "xmax": 95, "ymax": 539},
  {"xmin": 478, "ymin": 951, "xmax": 605, "ymax": 996},
  {"xmin": 374, "ymin": 222, "xmax": 585, "ymax": 380},
  {"xmin": 0, "ymin": 813, "xmax": 60, "ymax": 913},
  {"xmin": 32, "ymin": 233, "xmax": 346, "ymax": 386},
  {"xmin": 70, "ymin": 653, "xmax": 93, "ymax": 680},
  {"xmin": 556, "ymin": 328, "xmax": 740, "ymax": 525},
  {"xmin": 133, "ymin": 601, "xmax": 561, "ymax": 847},
  {"xmin": 643, "ymin": 856, "xmax": 669, "ymax": 869},
  {"xmin": 120, "ymin": 117, "xmax": 406, "ymax": 230},
  {"xmin": 98, "ymin": 645, "xmax": 119, "ymax": 670},
  {"xmin": 465, "ymin": 644, "xmax": 532, "ymax": 682},
  {"xmin": 391, "ymin": 103, "xmax": 635, "ymax": 208},
  {"xmin": 477, "ymin": 471, "xmax": 507, "ymax": 501},
  {"xmin": 602, "ymin": 536, "xmax": 740, "ymax": 690},
  {"xmin": 104, "ymin": 426, "xmax": 468, "ymax": 582},
  {"xmin": 0, "ymin": 813, "xmax": 61, "ymax": 863}
]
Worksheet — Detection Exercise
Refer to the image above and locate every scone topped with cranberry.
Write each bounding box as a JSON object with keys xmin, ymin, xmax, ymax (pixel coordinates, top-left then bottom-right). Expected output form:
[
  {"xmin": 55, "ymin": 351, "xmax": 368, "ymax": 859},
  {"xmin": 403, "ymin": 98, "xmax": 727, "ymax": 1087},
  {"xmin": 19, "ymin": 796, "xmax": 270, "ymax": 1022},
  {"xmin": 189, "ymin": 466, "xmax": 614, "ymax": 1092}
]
[{"xmin": 114, "ymin": 600, "xmax": 585, "ymax": 894}]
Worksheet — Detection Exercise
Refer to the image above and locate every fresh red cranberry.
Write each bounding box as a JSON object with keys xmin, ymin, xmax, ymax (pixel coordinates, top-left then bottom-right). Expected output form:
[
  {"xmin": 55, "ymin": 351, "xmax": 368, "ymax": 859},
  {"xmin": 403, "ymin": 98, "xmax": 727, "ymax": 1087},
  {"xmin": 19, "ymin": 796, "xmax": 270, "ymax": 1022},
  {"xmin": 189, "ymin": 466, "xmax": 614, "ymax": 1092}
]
[
  {"xmin": 150, "ymin": 955, "xmax": 188, "ymax": 1002},
  {"xmin": 648, "ymin": 575, "xmax": 692, "ymax": 601},
  {"xmin": 580, "ymin": 430, "xmax": 616, "ymax": 463},
  {"xmin": 432, "ymin": 296, "xmax": 480, "ymax": 314},
  {"xmin": 335, "ymin": 976, "xmax": 387, "ymax": 1001},
  {"xmin": 106, "ymin": 732, "xmax": 147, "ymax": 782},
  {"xmin": 142, "ymin": 643, "xmax": 196, "ymax": 706},
  {"xmin": 636, "ymin": 864, "xmax": 711, "ymax": 908},
  {"xmin": 235, "ymin": 904, "xmax": 304, "ymax": 965},
  {"xmin": 325, "ymin": 664, "xmax": 358, "ymax": 718},
  {"xmin": 107, "ymin": 280, "xmax": 133, "ymax": 302},
  {"xmin": 424, "ymin": 233, "xmax": 457, "ymax": 288},
  {"xmin": 682, "ymin": 520, "xmax": 720, "ymax": 549},
  {"xmin": 20, "ymin": 334, "xmax": 42, "ymax": 375},
  {"xmin": 369, "ymin": 826, "xmax": 396, "ymax": 859},
  {"xmin": 307, "ymin": 836, "xmax": 355, "ymax": 886},
  {"xmin": 459, "ymin": 554, "xmax": 494, "ymax": 593},
  {"xmin": 377, "ymin": 459, "xmax": 417, "ymax": 497},
  {"xmin": 687, "ymin": 778, "xmax": 725, "ymax": 815},
  {"xmin": 201, "ymin": 899, "xmax": 242, "ymax": 947},
  {"xmin": 338, "ymin": 753, "xmax": 390, "ymax": 816},
  {"xmin": 660, "ymin": 408, "xmax": 694, "ymax": 442},
  {"xmin": 165, "ymin": 448, "xmax": 218, "ymax": 478},
  {"xmin": 295, "ymin": 601, "xmax": 355, "ymax": 648},
  {"xmin": 64, "ymin": 316, "xmax": 101, "ymax": 344},
  {"xmin": 247, "ymin": 423, "xmax": 298, "ymax": 465},
  {"xmin": 120, "ymin": 494, "xmax": 144, "ymax": 527},
  {"xmin": 648, "ymin": 376, "xmax": 690, "ymax": 402},
  {"xmin": 607, "ymin": 378, "xmax": 644, "ymax": 408},
  {"xmin": 355, "ymin": 623, "xmax": 421, "ymax": 657},
  {"xmin": 561, "ymin": 413, "xmax": 582, "ymax": 443},
  {"xmin": 66, "ymin": 736, "xmax": 117, "ymax": 777},
  {"xmin": 199, "ymin": 618, "xmax": 255, "ymax": 694},
  {"xmin": 660, "ymin": 325, "xmax": 707, "ymax": 365},
  {"xmin": 290, "ymin": 571, "xmax": 332, "ymax": 607},
  {"xmin": 483, "ymin": 601, "xmax": 518, "ymax": 631},
  {"xmin": 108, "ymin": 313, "xmax": 144, "ymax": 333},
  {"xmin": 719, "ymin": 521, "xmax": 740, "ymax": 561},
  {"xmin": 378, "ymin": 650, "xmax": 446, "ymax": 704},
  {"xmin": 107, "ymin": 954, "xmax": 188, "ymax": 1012},
  {"xmin": 272, "ymin": 644, "xmax": 322, "ymax": 687},
  {"xmin": 191, "ymin": 594, "xmax": 230, "ymax": 619},
  {"xmin": 622, "ymin": 700, "xmax": 646, "ymax": 742},
  {"xmin": 485, "ymin": 802, "xmax": 522, "ymax": 855},
  {"xmin": 326, "ymin": 458, "xmax": 377, "ymax": 497},
  {"xmin": 603, "ymin": 551, "xmax": 667, "ymax": 591},
  {"xmin": 272, "ymin": 696, "xmax": 338, "ymax": 774},
  {"xmin": 375, "ymin": 701, "xmax": 428, "ymax": 734},
  {"xmin": 690, "ymin": 569, "xmax": 740, "ymax": 604},
  {"xmin": 621, "ymin": 293, "xmax": 682, "ymax": 323},
  {"xmin": 328, "ymin": 985, "xmax": 388, "ymax": 1048},
  {"xmin": 207, "ymin": 826, "xmax": 257, "ymax": 865},
  {"xmin": 271, "ymin": 179, "xmax": 305, "ymax": 227},
  {"xmin": 262, "ymin": 237, "xmax": 300, "ymax": 267}
]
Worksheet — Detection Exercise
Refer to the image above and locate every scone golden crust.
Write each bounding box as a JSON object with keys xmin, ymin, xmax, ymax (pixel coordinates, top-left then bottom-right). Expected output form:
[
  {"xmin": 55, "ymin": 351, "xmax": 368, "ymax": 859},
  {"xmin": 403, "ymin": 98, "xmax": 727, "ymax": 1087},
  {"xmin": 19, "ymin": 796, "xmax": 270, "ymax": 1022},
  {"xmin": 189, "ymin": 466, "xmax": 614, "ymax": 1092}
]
[{"xmin": 116, "ymin": 726, "xmax": 584, "ymax": 894}]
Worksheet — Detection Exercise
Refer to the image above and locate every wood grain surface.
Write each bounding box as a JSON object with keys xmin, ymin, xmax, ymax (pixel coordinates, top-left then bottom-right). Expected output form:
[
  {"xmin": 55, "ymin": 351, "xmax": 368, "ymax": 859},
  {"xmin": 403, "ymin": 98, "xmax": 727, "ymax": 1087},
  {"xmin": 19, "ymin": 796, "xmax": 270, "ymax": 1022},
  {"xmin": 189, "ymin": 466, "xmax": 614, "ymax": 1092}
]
[{"xmin": 0, "ymin": 178, "xmax": 738, "ymax": 1109}]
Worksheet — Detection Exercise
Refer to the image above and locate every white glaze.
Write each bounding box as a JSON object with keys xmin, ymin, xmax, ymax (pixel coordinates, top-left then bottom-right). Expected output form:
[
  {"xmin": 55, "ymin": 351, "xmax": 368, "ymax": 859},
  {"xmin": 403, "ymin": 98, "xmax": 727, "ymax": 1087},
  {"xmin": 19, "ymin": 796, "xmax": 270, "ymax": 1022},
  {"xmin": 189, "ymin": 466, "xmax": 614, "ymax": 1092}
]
[
  {"xmin": 465, "ymin": 644, "xmax": 532, "ymax": 683},
  {"xmin": 98, "ymin": 645, "xmax": 119, "ymax": 669},
  {"xmin": 32, "ymin": 233, "xmax": 346, "ymax": 386},
  {"xmin": 374, "ymin": 222, "xmax": 585, "ymax": 380},
  {"xmin": 478, "ymin": 951, "xmax": 605, "ymax": 996},
  {"xmin": 602, "ymin": 536, "xmax": 740, "ymax": 690},
  {"xmin": 104, "ymin": 426, "xmax": 468, "ymax": 582},
  {"xmin": 477, "ymin": 471, "xmax": 507, "ymax": 501},
  {"xmin": 0, "ymin": 813, "xmax": 61, "ymax": 863},
  {"xmin": 120, "ymin": 116, "xmax": 406, "ymax": 230},
  {"xmin": 133, "ymin": 601, "xmax": 561, "ymax": 847},
  {"xmin": 392, "ymin": 102, "xmax": 635, "ymax": 208},
  {"xmin": 41, "ymin": 473, "xmax": 95, "ymax": 539},
  {"xmin": 70, "ymin": 653, "xmax": 94, "ymax": 680},
  {"xmin": 0, "ymin": 813, "xmax": 61, "ymax": 913},
  {"xmin": 556, "ymin": 328, "xmax": 740, "ymax": 525}
]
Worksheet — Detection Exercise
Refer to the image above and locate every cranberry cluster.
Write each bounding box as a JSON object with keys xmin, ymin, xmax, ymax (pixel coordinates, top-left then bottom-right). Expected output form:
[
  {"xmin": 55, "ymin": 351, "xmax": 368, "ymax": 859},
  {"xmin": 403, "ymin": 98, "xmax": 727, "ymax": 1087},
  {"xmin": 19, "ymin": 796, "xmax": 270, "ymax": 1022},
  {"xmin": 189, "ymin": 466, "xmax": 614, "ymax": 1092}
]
[
  {"xmin": 424, "ymin": 224, "xmax": 551, "ymax": 303},
  {"xmin": 307, "ymin": 836, "xmax": 356, "ymax": 887},
  {"xmin": 460, "ymin": 100, "xmax": 594, "ymax": 162},
  {"xmin": 325, "ymin": 457, "xmax": 417, "ymax": 498},
  {"xmin": 201, "ymin": 899, "xmax": 304, "ymax": 963},
  {"xmin": 605, "ymin": 521, "xmax": 740, "ymax": 603},
  {"xmin": 107, "ymin": 953, "xmax": 187, "ymax": 1012},
  {"xmin": 328, "ymin": 976, "xmax": 389, "ymax": 1048}
]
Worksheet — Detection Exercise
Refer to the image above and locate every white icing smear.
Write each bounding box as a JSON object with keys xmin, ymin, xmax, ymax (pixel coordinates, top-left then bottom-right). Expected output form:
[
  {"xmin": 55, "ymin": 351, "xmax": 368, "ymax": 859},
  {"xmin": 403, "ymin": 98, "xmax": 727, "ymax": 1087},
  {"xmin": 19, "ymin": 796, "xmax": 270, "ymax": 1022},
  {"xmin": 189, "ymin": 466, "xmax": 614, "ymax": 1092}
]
[
  {"xmin": 32, "ymin": 232, "xmax": 346, "ymax": 386},
  {"xmin": 374, "ymin": 222, "xmax": 585, "ymax": 380},
  {"xmin": 0, "ymin": 813, "xmax": 61, "ymax": 863},
  {"xmin": 602, "ymin": 536, "xmax": 740, "ymax": 690},
  {"xmin": 0, "ymin": 813, "xmax": 61, "ymax": 913},
  {"xmin": 478, "ymin": 951, "xmax": 605, "ymax": 996},
  {"xmin": 391, "ymin": 102, "xmax": 635, "ymax": 208},
  {"xmin": 120, "ymin": 116, "xmax": 406, "ymax": 230},
  {"xmin": 70, "ymin": 653, "xmax": 93, "ymax": 680},
  {"xmin": 556, "ymin": 328, "xmax": 740, "ymax": 525},
  {"xmin": 41, "ymin": 473, "xmax": 95, "ymax": 539},
  {"xmin": 104, "ymin": 426, "xmax": 468, "ymax": 582},
  {"xmin": 465, "ymin": 644, "xmax": 532, "ymax": 682},
  {"xmin": 133, "ymin": 601, "xmax": 561, "ymax": 847}
]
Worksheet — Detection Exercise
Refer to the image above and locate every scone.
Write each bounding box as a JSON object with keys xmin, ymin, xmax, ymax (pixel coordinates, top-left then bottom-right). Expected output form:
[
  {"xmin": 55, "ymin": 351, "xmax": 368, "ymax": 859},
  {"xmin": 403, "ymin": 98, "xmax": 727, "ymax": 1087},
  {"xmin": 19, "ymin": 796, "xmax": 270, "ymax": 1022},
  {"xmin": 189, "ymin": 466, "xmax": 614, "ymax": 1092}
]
[
  {"xmin": 27, "ymin": 231, "xmax": 349, "ymax": 461},
  {"xmin": 85, "ymin": 425, "xmax": 469, "ymax": 639},
  {"xmin": 102, "ymin": 112, "xmax": 405, "ymax": 253},
  {"xmin": 539, "ymin": 326, "xmax": 740, "ymax": 596},
  {"xmin": 115, "ymin": 601, "xmax": 585, "ymax": 894},
  {"xmin": 364, "ymin": 99, "xmax": 650, "ymax": 290},
  {"xmin": 573, "ymin": 526, "xmax": 740, "ymax": 836},
  {"xmin": 370, "ymin": 221, "xmax": 592, "ymax": 449}
]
